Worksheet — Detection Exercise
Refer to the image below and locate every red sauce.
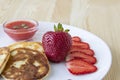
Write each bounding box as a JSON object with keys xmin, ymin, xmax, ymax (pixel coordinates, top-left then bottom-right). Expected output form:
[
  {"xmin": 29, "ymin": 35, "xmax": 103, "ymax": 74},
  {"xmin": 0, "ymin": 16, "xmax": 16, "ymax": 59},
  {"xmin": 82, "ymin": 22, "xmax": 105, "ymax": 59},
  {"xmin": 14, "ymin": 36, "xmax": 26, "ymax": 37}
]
[{"xmin": 4, "ymin": 21, "xmax": 38, "ymax": 40}]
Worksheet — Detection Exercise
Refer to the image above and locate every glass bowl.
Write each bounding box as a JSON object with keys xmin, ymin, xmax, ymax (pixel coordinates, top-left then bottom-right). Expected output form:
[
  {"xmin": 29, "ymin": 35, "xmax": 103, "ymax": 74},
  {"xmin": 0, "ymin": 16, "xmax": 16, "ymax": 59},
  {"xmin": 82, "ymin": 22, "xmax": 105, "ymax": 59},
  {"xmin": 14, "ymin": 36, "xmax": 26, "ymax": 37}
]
[{"xmin": 3, "ymin": 18, "xmax": 39, "ymax": 41}]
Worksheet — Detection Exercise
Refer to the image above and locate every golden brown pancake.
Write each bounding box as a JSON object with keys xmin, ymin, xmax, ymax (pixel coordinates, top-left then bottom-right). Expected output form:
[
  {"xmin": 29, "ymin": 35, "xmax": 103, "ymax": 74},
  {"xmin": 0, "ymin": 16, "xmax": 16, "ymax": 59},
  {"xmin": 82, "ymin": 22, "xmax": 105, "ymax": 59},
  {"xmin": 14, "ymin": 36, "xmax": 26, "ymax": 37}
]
[
  {"xmin": 0, "ymin": 47, "xmax": 10, "ymax": 74},
  {"xmin": 2, "ymin": 48, "xmax": 50, "ymax": 80},
  {"xmin": 8, "ymin": 42, "xmax": 44, "ymax": 55},
  {"xmin": 1, "ymin": 42, "xmax": 50, "ymax": 80}
]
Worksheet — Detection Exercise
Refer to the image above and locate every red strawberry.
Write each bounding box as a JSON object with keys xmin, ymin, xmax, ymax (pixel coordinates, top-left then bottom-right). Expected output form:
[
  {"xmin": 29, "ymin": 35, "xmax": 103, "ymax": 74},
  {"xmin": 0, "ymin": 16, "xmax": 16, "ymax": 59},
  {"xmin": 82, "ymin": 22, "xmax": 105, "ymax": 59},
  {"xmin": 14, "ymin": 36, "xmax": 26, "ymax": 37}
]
[
  {"xmin": 69, "ymin": 46, "xmax": 94, "ymax": 56},
  {"xmin": 66, "ymin": 51, "xmax": 97, "ymax": 64},
  {"xmin": 42, "ymin": 23, "xmax": 72, "ymax": 62},
  {"xmin": 72, "ymin": 41, "xmax": 90, "ymax": 49},
  {"xmin": 72, "ymin": 36, "xmax": 81, "ymax": 42},
  {"xmin": 66, "ymin": 59, "xmax": 97, "ymax": 75}
]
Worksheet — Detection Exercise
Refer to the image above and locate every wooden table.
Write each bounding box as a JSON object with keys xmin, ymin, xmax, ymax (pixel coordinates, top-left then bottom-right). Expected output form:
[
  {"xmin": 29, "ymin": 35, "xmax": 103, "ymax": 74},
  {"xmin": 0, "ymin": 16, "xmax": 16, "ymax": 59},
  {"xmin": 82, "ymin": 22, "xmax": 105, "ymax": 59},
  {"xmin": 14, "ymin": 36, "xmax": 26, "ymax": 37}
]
[{"xmin": 0, "ymin": 0, "xmax": 119, "ymax": 80}]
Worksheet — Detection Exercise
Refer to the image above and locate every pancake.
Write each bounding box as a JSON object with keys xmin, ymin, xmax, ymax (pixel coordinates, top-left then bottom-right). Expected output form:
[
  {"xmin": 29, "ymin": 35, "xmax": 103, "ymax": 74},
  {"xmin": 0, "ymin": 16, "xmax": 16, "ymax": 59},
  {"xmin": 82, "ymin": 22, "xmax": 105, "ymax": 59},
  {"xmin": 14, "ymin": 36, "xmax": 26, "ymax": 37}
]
[
  {"xmin": 2, "ymin": 48, "xmax": 50, "ymax": 80},
  {"xmin": 0, "ymin": 47, "xmax": 10, "ymax": 74},
  {"xmin": 2, "ymin": 42, "xmax": 50, "ymax": 80},
  {"xmin": 8, "ymin": 42, "xmax": 44, "ymax": 55}
]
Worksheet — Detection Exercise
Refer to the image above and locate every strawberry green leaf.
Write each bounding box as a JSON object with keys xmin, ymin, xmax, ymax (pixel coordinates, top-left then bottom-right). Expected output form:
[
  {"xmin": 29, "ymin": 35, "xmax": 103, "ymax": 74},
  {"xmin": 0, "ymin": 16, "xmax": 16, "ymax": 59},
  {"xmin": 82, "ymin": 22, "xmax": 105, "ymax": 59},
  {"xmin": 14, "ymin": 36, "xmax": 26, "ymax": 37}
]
[
  {"xmin": 57, "ymin": 23, "xmax": 63, "ymax": 31},
  {"xmin": 65, "ymin": 29, "xmax": 70, "ymax": 32},
  {"xmin": 54, "ymin": 23, "xmax": 70, "ymax": 32},
  {"xmin": 54, "ymin": 25, "xmax": 57, "ymax": 31}
]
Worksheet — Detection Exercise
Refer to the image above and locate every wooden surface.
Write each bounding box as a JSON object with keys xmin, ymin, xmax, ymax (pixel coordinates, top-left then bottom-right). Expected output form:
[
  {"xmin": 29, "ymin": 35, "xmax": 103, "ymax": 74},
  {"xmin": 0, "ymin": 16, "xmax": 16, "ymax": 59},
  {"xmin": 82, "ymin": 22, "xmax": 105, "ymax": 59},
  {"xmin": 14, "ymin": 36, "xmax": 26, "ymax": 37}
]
[{"xmin": 0, "ymin": 0, "xmax": 119, "ymax": 80}]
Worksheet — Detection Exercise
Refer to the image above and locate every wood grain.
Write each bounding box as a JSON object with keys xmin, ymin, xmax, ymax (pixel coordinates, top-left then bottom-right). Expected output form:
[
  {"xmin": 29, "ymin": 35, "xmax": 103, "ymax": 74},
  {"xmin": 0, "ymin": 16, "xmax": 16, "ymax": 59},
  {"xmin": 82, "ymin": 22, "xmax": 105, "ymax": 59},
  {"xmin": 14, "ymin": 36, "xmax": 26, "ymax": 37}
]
[{"xmin": 0, "ymin": 0, "xmax": 120, "ymax": 80}]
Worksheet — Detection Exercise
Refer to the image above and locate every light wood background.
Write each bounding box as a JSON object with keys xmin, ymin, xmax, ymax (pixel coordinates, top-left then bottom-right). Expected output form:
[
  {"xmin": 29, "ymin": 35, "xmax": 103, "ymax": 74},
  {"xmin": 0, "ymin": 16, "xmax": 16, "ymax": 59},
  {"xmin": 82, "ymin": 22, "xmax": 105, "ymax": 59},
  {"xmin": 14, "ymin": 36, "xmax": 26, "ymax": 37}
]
[{"xmin": 0, "ymin": 0, "xmax": 120, "ymax": 80}]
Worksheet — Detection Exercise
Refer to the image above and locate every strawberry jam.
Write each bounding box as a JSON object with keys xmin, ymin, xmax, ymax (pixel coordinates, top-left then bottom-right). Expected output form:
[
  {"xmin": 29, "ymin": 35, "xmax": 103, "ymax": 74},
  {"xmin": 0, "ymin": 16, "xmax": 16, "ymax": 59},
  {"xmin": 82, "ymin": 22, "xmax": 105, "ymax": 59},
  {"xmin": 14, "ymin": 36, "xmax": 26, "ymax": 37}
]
[{"xmin": 3, "ymin": 19, "xmax": 38, "ymax": 40}]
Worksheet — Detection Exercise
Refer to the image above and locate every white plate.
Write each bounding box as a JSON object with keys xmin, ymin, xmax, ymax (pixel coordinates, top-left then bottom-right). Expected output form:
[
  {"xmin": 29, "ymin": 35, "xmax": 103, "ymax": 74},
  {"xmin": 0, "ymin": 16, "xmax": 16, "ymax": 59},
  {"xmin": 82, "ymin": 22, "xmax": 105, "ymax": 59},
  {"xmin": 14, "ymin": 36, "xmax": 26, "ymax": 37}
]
[{"xmin": 0, "ymin": 22, "xmax": 112, "ymax": 80}]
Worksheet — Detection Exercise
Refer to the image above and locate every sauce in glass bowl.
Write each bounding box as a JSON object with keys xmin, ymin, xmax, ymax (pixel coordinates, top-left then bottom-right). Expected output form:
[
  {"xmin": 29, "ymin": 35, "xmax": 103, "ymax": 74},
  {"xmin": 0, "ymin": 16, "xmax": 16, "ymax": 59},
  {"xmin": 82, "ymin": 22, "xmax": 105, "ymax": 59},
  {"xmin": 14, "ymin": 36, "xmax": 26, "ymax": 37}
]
[{"xmin": 3, "ymin": 19, "xmax": 38, "ymax": 41}]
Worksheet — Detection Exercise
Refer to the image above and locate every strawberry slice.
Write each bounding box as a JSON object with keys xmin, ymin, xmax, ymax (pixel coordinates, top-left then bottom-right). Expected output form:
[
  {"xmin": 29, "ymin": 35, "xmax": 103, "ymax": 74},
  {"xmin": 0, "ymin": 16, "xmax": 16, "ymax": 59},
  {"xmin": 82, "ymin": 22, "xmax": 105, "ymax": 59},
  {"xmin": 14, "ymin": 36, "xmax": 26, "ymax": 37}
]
[
  {"xmin": 69, "ymin": 46, "xmax": 94, "ymax": 56},
  {"xmin": 66, "ymin": 59, "xmax": 97, "ymax": 75},
  {"xmin": 72, "ymin": 36, "xmax": 81, "ymax": 42},
  {"xmin": 72, "ymin": 42, "xmax": 90, "ymax": 49},
  {"xmin": 66, "ymin": 51, "xmax": 97, "ymax": 64}
]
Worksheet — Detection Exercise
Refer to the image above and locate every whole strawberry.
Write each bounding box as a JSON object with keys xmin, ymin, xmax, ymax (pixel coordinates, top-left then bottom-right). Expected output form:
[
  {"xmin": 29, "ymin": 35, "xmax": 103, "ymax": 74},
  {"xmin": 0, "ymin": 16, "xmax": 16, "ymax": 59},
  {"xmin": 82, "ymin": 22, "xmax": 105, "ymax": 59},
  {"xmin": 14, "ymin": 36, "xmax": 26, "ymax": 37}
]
[{"xmin": 42, "ymin": 23, "xmax": 72, "ymax": 62}]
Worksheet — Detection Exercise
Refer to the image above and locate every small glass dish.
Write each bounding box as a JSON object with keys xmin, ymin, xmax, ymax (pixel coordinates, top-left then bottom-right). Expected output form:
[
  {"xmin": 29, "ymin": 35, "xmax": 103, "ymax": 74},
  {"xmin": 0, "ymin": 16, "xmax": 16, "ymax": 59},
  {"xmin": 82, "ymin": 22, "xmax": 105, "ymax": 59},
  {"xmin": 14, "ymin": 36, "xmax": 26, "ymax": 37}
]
[{"xmin": 3, "ymin": 18, "xmax": 39, "ymax": 41}]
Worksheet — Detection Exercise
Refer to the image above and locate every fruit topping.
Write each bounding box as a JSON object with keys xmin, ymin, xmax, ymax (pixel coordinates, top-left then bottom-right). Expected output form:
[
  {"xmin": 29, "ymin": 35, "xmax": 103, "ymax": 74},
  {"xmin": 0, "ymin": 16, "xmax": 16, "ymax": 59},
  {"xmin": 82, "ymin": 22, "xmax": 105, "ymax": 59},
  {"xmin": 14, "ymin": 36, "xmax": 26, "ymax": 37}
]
[
  {"xmin": 72, "ymin": 41, "xmax": 90, "ymax": 49},
  {"xmin": 66, "ymin": 51, "xmax": 97, "ymax": 64},
  {"xmin": 42, "ymin": 23, "xmax": 72, "ymax": 62},
  {"xmin": 66, "ymin": 59, "xmax": 97, "ymax": 75},
  {"xmin": 66, "ymin": 36, "xmax": 97, "ymax": 75},
  {"xmin": 69, "ymin": 46, "xmax": 94, "ymax": 56},
  {"xmin": 72, "ymin": 36, "xmax": 81, "ymax": 42}
]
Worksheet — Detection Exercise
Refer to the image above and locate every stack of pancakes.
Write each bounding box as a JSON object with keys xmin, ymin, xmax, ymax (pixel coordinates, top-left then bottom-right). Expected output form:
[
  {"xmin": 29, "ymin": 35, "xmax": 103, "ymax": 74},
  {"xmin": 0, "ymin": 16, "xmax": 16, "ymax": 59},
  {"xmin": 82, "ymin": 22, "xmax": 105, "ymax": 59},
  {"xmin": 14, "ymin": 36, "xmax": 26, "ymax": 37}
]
[{"xmin": 0, "ymin": 42, "xmax": 50, "ymax": 80}]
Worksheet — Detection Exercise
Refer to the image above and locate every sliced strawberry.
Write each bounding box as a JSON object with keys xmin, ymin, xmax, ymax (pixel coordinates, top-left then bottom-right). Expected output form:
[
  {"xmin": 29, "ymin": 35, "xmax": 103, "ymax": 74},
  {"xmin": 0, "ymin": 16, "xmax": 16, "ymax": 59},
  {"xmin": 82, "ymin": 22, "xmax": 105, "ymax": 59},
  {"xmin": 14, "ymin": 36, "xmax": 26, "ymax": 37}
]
[
  {"xmin": 72, "ymin": 42, "xmax": 90, "ymax": 49},
  {"xmin": 66, "ymin": 51, "xmax": 97, "ymax": 64},
  {"xmin": 72, "ymin": 36, "xmax": 81, "ymax": 42},
  {"xmin": 69, "ymin": 46, "xmax": 94, "ymax": 56},
  {"xmin": 66, "ymin": 59, "xmax": 97, "ymax": 75}
]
